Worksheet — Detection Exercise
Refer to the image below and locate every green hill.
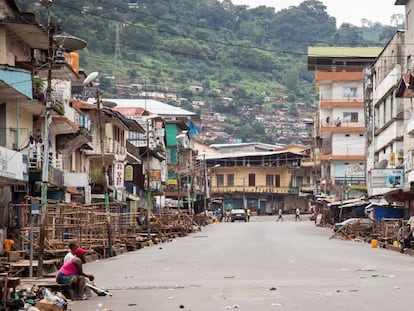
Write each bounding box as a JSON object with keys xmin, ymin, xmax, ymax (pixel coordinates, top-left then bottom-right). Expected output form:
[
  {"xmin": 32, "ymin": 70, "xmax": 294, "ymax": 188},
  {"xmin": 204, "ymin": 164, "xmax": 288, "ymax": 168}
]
[{"xmin": 19, "ymin": 0, "xmax": 401, "ymax": 144}]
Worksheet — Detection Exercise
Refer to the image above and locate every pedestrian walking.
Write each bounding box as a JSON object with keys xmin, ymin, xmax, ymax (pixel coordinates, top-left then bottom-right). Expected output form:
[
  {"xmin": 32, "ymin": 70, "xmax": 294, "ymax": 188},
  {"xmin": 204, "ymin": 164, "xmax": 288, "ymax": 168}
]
[
  {"xmin": 246, "ymin": 208, "xmax": 251, "ymax": 222},
  {"xmin": 276, "ymin": 208, "xmax": 283, "ymax": 222},
  {"xmin": 295, "ymin": 207, "xmax": 301, "ymax": 221},
  {"xmin": 225, "ymin": 209, "xmax": 230, "ymax": 222}
]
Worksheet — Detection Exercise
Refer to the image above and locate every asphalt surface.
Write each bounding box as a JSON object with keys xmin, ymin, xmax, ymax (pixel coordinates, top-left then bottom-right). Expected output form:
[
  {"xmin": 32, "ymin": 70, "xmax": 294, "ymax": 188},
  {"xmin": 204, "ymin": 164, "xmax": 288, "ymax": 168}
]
[{"xmin": 69, "ymin": 215, "xmax": 414, "ymax": 311}]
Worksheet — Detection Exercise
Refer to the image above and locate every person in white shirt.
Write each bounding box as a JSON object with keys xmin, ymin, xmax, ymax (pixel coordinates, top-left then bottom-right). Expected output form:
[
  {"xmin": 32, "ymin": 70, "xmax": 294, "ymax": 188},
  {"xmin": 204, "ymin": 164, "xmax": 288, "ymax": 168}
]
[
  {"xmin": 277, "ymin": 208, "xmax": 284, "ymax": 222},
  {"xmin": 295, "ymin": 207, "xmax": 301, "ymax": 222},
  {"xmin": 63, "ymin": 242, "xmax": 79, "ymax": 264}
]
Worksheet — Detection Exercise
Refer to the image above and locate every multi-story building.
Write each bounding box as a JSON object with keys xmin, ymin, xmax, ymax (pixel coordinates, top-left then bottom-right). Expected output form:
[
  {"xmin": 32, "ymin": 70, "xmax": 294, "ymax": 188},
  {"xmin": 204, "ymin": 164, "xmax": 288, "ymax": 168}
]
[
  {"xmin": 207, "ymin": 148, "xmax": 311, "ymax": 215},
  {"xmin": 307, "ymin": 47, "xmax": 382, "ymax": 199},
  {"xmin": 113, "ymin": 99, "xmax": 200, "ymax": 211},
  {"xmin": 0, "ymin": 1, "xmax": 49, "ymax": 241},
  {"xmin": 365, "ymin": 31, "xmax": 407, "ymax": 201},
  {"xmin": 389, "ymin": 0, "xmax": 414, "ymax": 211}
]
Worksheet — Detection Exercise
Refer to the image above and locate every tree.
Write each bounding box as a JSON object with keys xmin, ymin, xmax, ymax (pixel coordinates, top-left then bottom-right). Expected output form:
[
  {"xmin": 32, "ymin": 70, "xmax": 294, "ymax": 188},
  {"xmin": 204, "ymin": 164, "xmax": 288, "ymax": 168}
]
[
  {"xmin": 128, "ymin": 69, "xmax": 138, "ymax": 80},
  {"xmin": 335, "ymin": 23, "xmax": 364, "ymax": 46},
  {"xmin": 284, "ymin": 70, "xmax": 299, "ymax": 91}
]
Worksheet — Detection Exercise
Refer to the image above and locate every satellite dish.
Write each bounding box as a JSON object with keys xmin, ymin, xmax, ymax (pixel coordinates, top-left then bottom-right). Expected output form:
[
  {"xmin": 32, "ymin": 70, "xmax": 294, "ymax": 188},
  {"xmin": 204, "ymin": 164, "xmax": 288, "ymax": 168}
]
[
  {"xmin": 83, "ymin": 72, "xmax": 99, "ymax": 85},
  {"xmin": 377, "ymin": 159, "xmax": 388, "ymax": 169},
  {"xmin": 54, "ymin": 32, "xmax": 87, "ymax": 52}
]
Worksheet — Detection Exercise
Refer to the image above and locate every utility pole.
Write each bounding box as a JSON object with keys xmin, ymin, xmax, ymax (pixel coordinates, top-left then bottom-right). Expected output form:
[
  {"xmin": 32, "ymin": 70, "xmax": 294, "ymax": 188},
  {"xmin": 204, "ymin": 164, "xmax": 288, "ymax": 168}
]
[
  {"xmin": 203, "ymin": 153, "xmax": 209, "ymax": 211},
  {"xmin": 243, "ymin": 178, "xmax": 246, "ymax": 210},
  {"xmin": 37, "ymin": 0, "xmax": 53, "ymax": 277},
  {"xmin": 97, "ymin": 91, "xmax": 113, "ymax": 257},
  {"xmin": 146, "ymin": 117, "xmax": 151, "ymax": 239}
]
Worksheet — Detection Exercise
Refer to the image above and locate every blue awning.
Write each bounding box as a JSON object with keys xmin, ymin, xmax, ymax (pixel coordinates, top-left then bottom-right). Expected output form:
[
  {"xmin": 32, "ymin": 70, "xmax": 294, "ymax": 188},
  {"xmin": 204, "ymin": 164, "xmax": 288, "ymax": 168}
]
[{"xmin": 0, "ymin": 65, "xmax": 32, "ymax": 100}]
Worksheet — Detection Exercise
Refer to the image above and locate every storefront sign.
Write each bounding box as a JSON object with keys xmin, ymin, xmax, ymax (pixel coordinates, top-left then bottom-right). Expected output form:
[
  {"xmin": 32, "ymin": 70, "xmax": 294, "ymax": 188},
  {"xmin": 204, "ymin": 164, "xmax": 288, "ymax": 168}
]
[
  {"xmin": 371, "ymin": 169, "xmax": 403, "ymax": 188},
  {"xmin": 150, "ymin": 170, "xmax": 161, "ymax": 181},
  {"xmin": 113, "ymin": 162, "xmax": 125, "ymax": 188},
  {"xmin": 124, "ymin": 165, "xmax": 133, "ymax": 181}
]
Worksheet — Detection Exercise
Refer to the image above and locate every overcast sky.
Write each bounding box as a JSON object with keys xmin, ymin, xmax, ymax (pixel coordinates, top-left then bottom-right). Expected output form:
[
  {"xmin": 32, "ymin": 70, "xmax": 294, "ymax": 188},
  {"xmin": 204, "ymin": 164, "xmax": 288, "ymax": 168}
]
[{"xmin": 230, "ymin": 0, "xmax": 404, "ymax": 27}]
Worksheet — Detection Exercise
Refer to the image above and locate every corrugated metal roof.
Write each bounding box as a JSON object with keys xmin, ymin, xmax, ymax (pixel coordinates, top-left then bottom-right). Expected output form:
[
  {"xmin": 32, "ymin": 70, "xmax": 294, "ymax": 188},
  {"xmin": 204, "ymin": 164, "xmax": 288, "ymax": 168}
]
[
  {"xmin": 102, "ymin": 99, "xmax": 196, "ymax": 117},
  {"xmin": 308, "ymin": 47, "xmax": 382, "ymax": 57}
]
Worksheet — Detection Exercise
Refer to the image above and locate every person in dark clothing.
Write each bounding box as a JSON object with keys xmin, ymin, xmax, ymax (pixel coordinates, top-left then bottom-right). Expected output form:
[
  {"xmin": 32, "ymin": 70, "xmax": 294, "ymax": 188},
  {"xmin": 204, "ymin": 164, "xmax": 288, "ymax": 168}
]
[{"xmin": 403, "ymin": 225, "xmax": 414, "ymax": 249}]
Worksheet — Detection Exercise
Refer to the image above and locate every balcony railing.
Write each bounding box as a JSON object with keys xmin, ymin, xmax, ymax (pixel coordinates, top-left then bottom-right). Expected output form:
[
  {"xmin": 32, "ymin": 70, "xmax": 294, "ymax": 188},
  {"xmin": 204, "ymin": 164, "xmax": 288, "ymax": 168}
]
[
  {"xmin": 320, "ymin": 98, "xmax": 364, "ymax": 103},
  {"xmin": 321, "ymin": 122, "xmax": 365, "ymax": 129},
  {"xmin": 211, "ymin": 185, "xmax": 291, "ymax": 194},
  {"xmin": 300, "ymin": 158, "xmax": 320, "ymax": 167},
  {"xmin": 300, "ymin": 184, "xmax": 315, "ymax": 193},
  {"xmin": 88, "ymin": 139, "xmax": 126, "ymax": 156}
]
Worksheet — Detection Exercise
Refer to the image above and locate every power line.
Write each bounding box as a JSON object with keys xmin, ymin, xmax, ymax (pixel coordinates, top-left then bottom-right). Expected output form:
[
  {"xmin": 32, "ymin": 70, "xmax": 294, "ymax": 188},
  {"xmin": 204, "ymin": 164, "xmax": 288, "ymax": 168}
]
[{"xmin": 52, "ymin": 2, "xmax": 335, "ymax": 57}]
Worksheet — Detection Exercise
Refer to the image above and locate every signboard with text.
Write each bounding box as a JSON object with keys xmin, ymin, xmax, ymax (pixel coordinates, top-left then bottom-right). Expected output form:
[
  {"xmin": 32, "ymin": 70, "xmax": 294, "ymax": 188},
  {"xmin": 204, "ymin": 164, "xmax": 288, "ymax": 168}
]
[
  {"xmin": 370, "ymin": 169, "xmax": 403, "ymax": 188},
  {"xmin": 113, "ymin": 162, "xmax": 125, "ymax": 188}
]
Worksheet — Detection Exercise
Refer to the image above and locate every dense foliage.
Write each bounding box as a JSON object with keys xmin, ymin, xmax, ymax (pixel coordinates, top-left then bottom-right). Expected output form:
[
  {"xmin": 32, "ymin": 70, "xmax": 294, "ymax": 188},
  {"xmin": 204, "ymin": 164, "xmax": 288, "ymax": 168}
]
[{"xmin": 19, "ymin": 0, "xmax": 401, "ymax": 143}]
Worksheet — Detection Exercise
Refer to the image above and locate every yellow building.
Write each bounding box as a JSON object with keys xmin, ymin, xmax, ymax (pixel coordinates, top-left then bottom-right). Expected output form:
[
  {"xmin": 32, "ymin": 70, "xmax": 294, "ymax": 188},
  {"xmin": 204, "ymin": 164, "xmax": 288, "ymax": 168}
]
[{"xmin": 207, "ymin": 150, "xmax": 312, "ymax": 215}]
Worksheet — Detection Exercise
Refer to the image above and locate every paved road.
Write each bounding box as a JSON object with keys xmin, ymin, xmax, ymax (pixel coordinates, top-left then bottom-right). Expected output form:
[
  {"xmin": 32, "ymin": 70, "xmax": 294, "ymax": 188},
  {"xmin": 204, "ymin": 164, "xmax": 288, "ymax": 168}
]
[{"xmin": 71, "ymin": 215, "xmax": 414, "ymax": 311}]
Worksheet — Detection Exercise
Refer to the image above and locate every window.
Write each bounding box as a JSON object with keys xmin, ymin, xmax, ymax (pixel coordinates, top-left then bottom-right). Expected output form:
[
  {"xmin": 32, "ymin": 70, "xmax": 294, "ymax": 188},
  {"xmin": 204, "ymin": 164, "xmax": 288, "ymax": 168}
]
[
  {"xmin": 266, "ymin": 174, "xmax": 274, "ymax": 186},
  {"xmin": 343, "ymin": 87, "xmax": 357, "ymax": 97},
  {"xmin": 217, "ymin": 174, "xmax": 224, "ymax": 187},
  {"xmin": 343, "ymin": 112, "xmax": 358, "ymax": 123},
  {"xmin": 248, "ymin": 173, "xmax": 255, "ymax": 187},
  {"xmin": 275, "ymin": 175, "xmax": 281, "ymax": 187},
  {"xmin": 227, "ymin": 174, "xmax": 234, "ymax": 186}
]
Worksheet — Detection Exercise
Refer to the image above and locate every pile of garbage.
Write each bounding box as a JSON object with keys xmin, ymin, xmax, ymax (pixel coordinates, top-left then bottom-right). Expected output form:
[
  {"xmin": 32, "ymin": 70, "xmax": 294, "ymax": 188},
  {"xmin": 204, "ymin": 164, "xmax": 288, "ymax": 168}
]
[{"xmin": 1, "ymin": 287, "xmax": 68, "ymax": 311}]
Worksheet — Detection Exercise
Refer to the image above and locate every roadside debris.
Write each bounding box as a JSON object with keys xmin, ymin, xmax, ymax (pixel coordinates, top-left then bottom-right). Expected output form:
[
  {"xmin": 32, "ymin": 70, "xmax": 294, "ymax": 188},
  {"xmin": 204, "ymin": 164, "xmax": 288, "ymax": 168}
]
[{"xmin": 3, "ymin": 286, "xmax": 69, "ymax": 311}]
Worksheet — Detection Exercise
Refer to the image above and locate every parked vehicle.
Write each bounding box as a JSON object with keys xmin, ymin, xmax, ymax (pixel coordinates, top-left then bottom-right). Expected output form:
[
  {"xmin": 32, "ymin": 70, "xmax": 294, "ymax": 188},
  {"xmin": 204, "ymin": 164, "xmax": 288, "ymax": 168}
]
[
  {"xmin": 230, "ymin": 208, "xmax": 247, "ymax": 222},
  {"xmin": 333, "ymin": 218, "xmax": 374, "ymax": 232}
]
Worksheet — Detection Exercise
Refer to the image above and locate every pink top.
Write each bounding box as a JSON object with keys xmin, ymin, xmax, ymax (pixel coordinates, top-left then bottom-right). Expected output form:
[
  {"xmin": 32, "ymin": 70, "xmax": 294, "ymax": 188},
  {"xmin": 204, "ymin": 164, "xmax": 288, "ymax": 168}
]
[{"xmin": 59, "ymin": 259, "xmax": 78, "ymax": 275}]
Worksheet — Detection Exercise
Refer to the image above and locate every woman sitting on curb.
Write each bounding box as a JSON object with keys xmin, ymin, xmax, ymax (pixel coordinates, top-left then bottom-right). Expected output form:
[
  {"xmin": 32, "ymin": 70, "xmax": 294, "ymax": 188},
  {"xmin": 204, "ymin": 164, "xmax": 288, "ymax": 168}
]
[{"xmin": 56, "ymin": 247, "xmax": 95, "ymax": 300}]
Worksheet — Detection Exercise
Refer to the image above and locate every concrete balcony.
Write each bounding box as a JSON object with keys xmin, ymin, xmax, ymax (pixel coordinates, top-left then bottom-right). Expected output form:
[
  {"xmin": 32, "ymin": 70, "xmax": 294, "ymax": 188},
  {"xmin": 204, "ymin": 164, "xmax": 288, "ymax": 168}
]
[
  {"xmin": 89, "ymin": 139, "xmax": 126, "ymax": 154},
  {"xmin": 301, "ymin": 158, "xmax": 320, "ymax": 168},
  {"xmin": 315, "ymin": 71, "xmax": 363, "ymax": 81},
  {"xmin": 320, "ymin": 100, "xmax": 364, "ymax": 108},
  {"xmin": 300, "ymin": 184, "xmax": 315, "ymax": 193},
  {"xmin": 321, "ymin": 122, "xmax": 365, "ymax": 133},
  {"xmin": 64, "ymin": 172, "xmax": 89, "ymax": 188}
]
